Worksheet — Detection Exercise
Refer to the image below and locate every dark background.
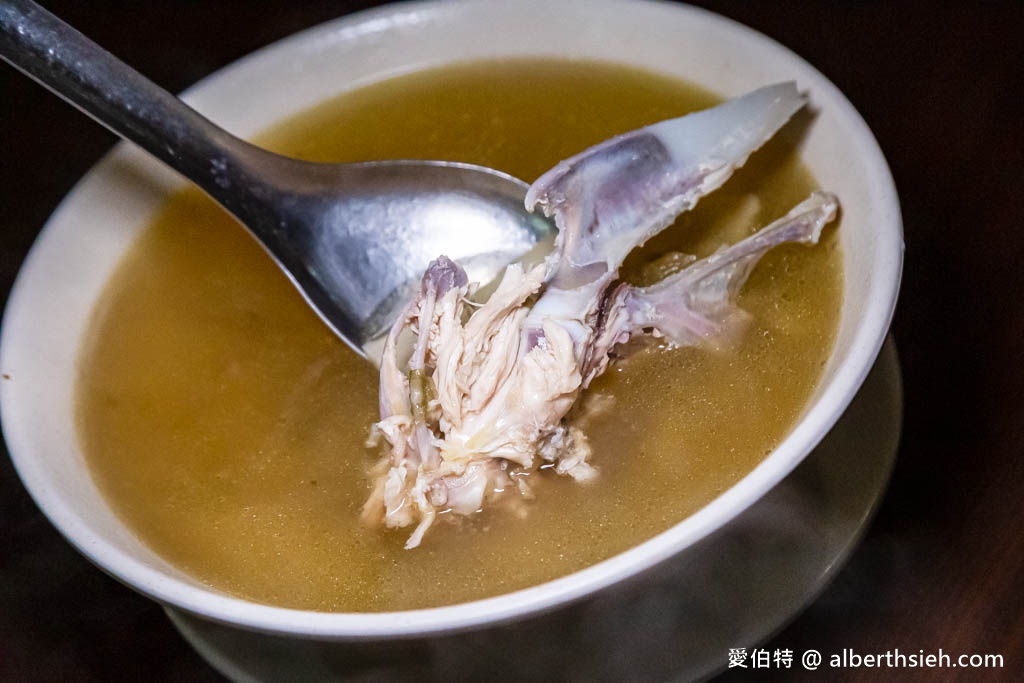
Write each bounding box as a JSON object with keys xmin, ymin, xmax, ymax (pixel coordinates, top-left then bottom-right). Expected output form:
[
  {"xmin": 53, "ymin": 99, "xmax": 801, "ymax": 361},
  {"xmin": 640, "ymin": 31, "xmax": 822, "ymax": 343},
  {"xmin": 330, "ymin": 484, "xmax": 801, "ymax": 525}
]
[{"xmin": 1, "ymin": 1, "xmax": 1020, "ymax": 681}]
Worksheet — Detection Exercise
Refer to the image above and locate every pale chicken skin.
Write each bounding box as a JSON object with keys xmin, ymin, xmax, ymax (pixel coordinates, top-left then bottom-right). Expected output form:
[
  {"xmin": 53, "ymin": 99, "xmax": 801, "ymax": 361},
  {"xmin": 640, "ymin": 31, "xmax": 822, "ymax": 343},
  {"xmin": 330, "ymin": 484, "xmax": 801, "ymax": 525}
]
[{"xmin": 362, "ymin": 83, "xmax": 839, "ymax": 548}]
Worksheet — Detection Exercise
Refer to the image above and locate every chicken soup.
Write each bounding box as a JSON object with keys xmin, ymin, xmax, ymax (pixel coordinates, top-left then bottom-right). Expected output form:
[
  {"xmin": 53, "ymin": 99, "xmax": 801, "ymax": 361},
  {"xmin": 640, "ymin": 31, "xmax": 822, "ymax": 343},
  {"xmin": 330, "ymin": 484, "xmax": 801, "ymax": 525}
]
[{"xmin": 77, "ymin": 59, "xmax": 841, "ymax": 611}]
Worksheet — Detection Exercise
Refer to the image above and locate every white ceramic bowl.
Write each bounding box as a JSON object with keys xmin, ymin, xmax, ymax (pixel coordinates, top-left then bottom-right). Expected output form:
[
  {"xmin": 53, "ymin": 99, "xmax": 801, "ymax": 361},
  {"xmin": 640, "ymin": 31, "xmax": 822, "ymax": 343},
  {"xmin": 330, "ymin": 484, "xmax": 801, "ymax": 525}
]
[{"xmin": 1, "ymin": 0, "xmax": 902, "ymax": 678}]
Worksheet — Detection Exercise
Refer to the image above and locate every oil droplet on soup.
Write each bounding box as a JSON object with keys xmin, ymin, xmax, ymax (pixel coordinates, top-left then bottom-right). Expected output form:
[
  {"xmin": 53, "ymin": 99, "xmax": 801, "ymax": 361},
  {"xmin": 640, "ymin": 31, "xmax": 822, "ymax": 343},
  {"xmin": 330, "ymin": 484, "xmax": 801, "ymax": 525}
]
[{"xmin": 76, "ymin": 60, "xmax": 841, "ymax": 612}]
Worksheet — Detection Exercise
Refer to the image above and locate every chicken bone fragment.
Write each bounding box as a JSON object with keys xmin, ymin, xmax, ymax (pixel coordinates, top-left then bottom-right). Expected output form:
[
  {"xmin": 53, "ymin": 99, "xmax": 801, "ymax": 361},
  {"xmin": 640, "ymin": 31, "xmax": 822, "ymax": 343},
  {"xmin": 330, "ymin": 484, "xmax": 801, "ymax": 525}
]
[{"xmin": 363, "ymin": 83, "xmax": 839, "ymax": 548}]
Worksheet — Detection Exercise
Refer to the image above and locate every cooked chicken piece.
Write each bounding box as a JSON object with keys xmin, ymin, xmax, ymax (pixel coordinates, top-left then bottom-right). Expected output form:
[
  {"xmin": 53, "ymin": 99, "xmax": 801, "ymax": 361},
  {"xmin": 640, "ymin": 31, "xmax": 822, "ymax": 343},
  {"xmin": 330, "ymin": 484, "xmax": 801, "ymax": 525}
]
[{"xmin": 362, "ymin": 83, "xmax": 839, "ymax": 548}]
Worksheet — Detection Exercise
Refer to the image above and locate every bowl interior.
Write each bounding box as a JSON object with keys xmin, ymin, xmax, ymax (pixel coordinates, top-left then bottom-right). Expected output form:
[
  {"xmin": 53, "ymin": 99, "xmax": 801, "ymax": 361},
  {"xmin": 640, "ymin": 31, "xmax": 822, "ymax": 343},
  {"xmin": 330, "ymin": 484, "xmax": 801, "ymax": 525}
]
[{"xmin": 0, "ymin": 0, "xmax": 901, "ymax": 637}]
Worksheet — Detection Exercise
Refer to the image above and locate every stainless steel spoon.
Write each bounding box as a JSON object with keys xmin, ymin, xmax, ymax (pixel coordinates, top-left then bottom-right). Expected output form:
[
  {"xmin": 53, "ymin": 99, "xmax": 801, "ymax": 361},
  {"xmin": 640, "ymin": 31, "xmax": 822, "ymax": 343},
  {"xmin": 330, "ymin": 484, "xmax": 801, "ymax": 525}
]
[{"xmin": 0, "ymin": 0, "xmax": 553, "ymax": 355}]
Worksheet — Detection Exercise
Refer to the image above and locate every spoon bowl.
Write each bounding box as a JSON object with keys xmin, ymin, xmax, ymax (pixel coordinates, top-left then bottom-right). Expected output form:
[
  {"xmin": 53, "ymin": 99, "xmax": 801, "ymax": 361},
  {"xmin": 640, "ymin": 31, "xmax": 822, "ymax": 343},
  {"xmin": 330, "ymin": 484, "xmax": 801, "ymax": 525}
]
[
  {"xmin": 207, "ymin": 155, "xmax": 552, "ymax": 351},
  {"xmin": 0, "ymin": 0, "xmax": 553, "ymax": 353}
]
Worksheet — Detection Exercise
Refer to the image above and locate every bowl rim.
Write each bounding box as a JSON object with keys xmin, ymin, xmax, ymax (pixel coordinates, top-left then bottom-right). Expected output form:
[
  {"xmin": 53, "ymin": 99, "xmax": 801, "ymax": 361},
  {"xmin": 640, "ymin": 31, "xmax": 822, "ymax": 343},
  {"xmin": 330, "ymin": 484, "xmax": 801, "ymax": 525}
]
[{"xmin": 0, "ymin": 0, "xmax": 902, "ymax": 639}]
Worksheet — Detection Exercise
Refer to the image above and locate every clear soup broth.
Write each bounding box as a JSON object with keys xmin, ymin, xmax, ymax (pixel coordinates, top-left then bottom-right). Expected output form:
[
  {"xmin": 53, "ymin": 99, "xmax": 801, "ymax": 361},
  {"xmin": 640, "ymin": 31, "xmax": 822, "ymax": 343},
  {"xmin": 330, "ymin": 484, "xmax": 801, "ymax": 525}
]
[{"xmin": 77, "ymin": 59, "xmax": 841, "ymax": 611}]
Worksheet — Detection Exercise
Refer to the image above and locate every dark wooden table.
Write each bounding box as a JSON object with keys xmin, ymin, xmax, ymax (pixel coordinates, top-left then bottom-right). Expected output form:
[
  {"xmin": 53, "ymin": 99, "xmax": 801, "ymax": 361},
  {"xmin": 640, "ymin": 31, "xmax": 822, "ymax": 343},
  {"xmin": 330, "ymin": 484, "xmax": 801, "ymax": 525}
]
[{"xmin": 1, "ymin": 2, "xmax": 1020, "ymax": 681}]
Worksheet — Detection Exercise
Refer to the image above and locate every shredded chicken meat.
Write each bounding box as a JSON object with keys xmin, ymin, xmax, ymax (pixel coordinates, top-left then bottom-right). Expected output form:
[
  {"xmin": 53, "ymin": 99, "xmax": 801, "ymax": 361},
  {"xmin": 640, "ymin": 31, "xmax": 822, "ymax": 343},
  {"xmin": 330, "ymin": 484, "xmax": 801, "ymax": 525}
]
[{"xmin": 362, "ymin": 83, "xmax": 839, "ymax": 548}]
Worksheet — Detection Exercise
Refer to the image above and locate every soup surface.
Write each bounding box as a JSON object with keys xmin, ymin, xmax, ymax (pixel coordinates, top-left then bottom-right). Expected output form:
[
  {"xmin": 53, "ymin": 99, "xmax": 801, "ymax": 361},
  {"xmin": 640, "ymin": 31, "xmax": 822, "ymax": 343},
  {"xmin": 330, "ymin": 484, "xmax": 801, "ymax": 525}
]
[{"xmin": 77, "ymin": 60, "xmax": 841, "ymax": 611}]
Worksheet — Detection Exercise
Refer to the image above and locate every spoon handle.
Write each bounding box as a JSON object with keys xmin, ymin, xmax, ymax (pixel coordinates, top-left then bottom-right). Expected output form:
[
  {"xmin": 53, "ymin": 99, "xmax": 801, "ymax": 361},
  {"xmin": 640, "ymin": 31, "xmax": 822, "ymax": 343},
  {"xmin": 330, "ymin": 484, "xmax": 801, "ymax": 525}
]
[{"xmin": 0, "ymin": 0, "xmax": 269, "ymax": 215}]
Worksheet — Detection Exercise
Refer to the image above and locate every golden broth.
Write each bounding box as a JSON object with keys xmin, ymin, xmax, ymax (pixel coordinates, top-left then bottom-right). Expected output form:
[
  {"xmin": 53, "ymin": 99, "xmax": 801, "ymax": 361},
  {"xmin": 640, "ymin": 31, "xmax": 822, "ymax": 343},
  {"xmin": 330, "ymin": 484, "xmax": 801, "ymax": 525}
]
[{"xmin": 76, "ymin": 60, "xmax": 841, "ymax": 611}]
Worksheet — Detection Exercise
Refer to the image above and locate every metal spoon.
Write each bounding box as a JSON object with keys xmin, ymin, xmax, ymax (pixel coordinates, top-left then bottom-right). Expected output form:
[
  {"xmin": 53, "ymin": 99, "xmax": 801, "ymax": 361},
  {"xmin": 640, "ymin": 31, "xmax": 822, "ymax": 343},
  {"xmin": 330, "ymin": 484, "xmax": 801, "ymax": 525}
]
[{"xmin": 0, "ymin": 0, "xmax": 553, "ymax": 355}]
